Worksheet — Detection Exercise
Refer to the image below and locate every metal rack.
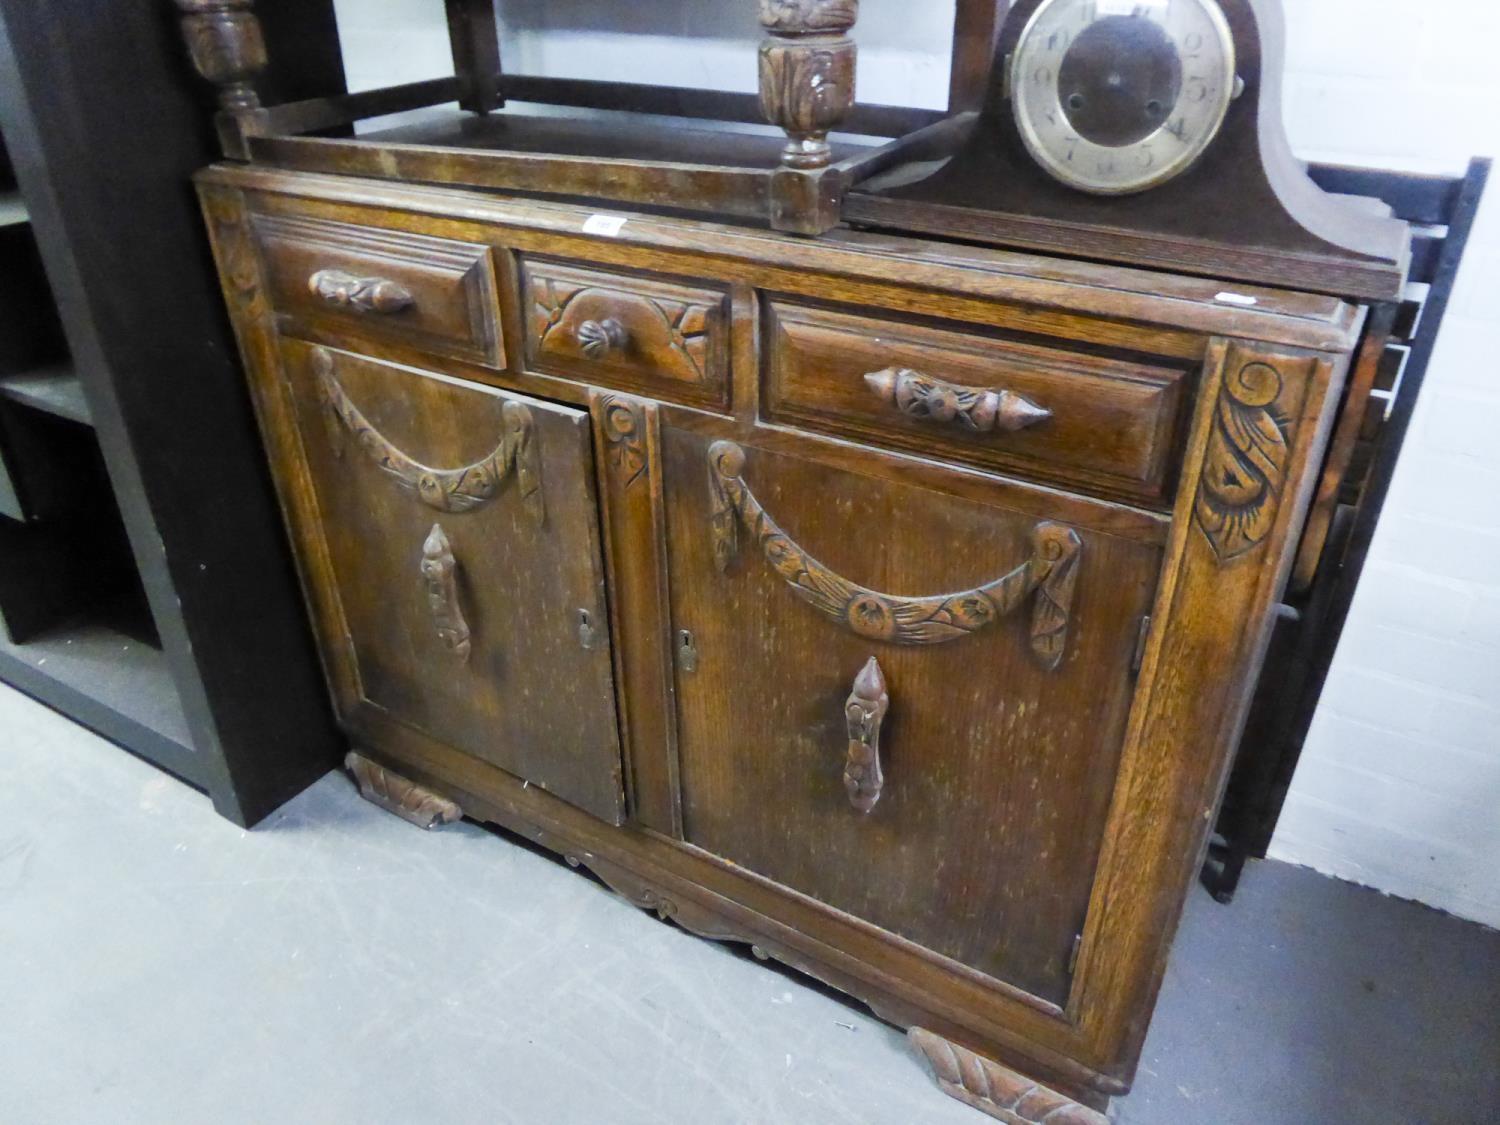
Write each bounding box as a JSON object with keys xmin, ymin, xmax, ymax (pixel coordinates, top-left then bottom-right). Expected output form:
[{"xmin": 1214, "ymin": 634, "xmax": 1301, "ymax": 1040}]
[{"xmin": 1204, "ymin": 158, "xmax": 1492, "ymax": 902}]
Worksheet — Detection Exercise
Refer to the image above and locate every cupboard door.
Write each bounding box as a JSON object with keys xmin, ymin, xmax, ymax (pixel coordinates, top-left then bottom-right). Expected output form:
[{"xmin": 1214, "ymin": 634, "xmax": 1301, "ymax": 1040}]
[
  {"xmin": 282, "ymin": 342, "xmax": 624, "ymax": 824},
  {"xmin": 664, "ymin": 431, "xmax": 1161, "ymax": 1005}
]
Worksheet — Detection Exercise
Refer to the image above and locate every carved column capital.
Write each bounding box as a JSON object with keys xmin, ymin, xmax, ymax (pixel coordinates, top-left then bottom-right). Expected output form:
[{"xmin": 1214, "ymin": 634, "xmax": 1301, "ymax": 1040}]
[
  {"xmin": 174, "ymin": 0, "xmax": 268, "ymax": 157},
  {"xmin": 759, "ymin": 0, "xmax": 859, "ymax": 34},
  {"xmin": 758, "ymin": 0, "xmax": 859, "ymax": 173}
]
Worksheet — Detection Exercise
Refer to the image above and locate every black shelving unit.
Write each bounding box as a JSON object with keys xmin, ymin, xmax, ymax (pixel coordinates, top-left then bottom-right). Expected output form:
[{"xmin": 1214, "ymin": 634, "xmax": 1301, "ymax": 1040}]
[
  {"xmin": 0, "ymin": 0, "xmax": 349, "ymax": 825},
  {"xmin": 1204, "ymin": 158, "xmax": 1492, "ymax": 902}
]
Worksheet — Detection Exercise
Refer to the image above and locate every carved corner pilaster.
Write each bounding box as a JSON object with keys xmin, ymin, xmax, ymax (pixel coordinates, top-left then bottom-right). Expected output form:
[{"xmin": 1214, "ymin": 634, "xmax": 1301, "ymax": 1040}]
[
  {"xmin": 908, "ymin": 1029, "xmax": 1109, "ymax": 1125},
  {"xmin": 759, "ymin": 0, "xmax": 858, "ymax": 234},
  {"xmin": 597, "ymin": 394, "xmax": 651, "ymax": 491},
  {"xmin": 174, "ymin": 0, "xmax": 269, "ymax": 159},
  {"xmin": 1194, "ymin": 356, "xmax": 1295, "ymax": 563},
  {"xmin": 345, "ymin": 752, "xmax": 463, "ymax": 830}
]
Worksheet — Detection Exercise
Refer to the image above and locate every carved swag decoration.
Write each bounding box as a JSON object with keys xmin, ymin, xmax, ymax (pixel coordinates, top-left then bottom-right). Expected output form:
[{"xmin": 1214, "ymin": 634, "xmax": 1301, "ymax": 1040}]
[
  {"xmin": 1195, "ymin": 359, "xmax": 1291, "ymax": 562},
  {"xmin": 708, "ymin": 441, "xmax": 1081, "ymax": 668},
  {"xmin": 312, "ymin": 346, "xmax": 544, "ymax": 526}
]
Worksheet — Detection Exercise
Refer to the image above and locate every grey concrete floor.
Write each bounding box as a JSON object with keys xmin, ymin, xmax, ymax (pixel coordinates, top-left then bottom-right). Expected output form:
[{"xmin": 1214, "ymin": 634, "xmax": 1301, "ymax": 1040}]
[{"xmin": 2, "ymin": 681, "xmax": 1497, "ymax": 1125}]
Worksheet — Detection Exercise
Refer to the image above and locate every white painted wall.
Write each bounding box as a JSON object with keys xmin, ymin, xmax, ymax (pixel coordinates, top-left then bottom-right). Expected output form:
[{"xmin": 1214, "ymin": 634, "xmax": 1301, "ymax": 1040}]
[
  {"xmin": 332, "ymin": 1, "xmax": 1500, "ymax": 928},
  {"xmin": 1262, "ymin": 1, "xmax": 1500, "ymax": 932}
]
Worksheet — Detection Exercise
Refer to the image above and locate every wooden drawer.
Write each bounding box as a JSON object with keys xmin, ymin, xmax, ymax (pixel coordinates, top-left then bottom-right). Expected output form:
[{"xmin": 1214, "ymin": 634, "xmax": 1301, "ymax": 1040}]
[
  {"xmin": 253, "ymin": 213, "xmax": 503, "ymax": 368},
  {"xmin": 523, "ymin": 258, "xmax": 730, "ymax": 410},
  {"xmin": 765, "ymin": 301, "xmax": 1192, "ymax": 503}
]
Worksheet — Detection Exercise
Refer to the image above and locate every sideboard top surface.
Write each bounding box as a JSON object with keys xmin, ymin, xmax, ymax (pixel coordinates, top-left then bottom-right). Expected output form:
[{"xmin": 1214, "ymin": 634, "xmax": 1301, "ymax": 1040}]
[{"xmin": 199, "ymin": 162, "xmax": 1363, "ymax": 358}]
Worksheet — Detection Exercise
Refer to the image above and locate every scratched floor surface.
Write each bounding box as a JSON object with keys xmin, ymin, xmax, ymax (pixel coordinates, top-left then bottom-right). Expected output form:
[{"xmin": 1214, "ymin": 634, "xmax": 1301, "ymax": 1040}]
[{"xmin": 2, "ymin": 681, "xmax": 1497, "ymax": 1125}]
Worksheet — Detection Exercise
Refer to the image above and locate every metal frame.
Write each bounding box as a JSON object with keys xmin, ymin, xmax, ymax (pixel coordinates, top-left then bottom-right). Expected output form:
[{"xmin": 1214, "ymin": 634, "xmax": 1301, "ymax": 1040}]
[{"xmin": 1202, "ymin": 157, "xmax": 1492, "ymax": 902}]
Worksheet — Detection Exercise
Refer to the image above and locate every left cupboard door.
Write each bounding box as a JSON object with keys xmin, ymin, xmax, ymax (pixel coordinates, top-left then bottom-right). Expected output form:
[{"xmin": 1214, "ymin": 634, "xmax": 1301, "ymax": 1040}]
[{"xmin": 277, "ymin": 342, "xmax": 625, "ymax": 825}]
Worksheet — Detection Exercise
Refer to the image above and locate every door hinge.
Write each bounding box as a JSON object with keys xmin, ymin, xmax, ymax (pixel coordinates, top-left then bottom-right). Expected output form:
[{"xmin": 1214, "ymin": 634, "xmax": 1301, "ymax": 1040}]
[
  {"xmin": 1068, "ymin": 933, "xmax": 1083, "ymax": 976},
  {"xmin": 1131, "ymin": 615, "xmax": 1153, "ymax": 677}
]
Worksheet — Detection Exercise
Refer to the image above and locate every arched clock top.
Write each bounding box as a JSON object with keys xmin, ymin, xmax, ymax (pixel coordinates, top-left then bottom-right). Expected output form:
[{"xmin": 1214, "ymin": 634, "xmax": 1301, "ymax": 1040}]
[{"xmin": 848, "ymin": 0, "xmax": 1411, "ymax": 301}]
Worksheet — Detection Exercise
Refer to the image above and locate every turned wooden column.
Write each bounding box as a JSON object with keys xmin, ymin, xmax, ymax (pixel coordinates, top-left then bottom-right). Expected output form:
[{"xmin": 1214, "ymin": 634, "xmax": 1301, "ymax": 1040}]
[
  {"xmin": 174, "ymin": 0, "xmax": 269, "ymax": 159},
  {"xmin": 758, "ymin": 0, "xmax": 859, "ymax": 171},
  {"xmin": 758, "ymin": 1, "xmax": 858, "ymax": 235}
]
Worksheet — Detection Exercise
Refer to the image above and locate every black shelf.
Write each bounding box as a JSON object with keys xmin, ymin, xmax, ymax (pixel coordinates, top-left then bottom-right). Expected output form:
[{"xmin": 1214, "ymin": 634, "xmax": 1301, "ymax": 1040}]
[
  {"xmin": 0, "ymin": 621, "xmax": 196, "ymax": 783},
  {"xmin": 0, "ymin": 363, "xmax": 91, "ymax": 426},
  {"xmin": 0, "ymin": 0, "xmax": 349, "ymax": 826},
  {"xmin": 0, "ymin": 188, "xmax": 24, "ymax": 227}
]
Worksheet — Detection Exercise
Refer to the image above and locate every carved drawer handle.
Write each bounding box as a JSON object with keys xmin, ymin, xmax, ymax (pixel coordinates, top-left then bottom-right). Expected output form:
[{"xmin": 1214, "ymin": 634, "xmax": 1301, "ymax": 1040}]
[
  {"xmin": 314, "ymin": 347, "xmax": 544, "ymax": 526},
  {"xmin": 421, "ymin": 524, "xmax": 472, "ymax": 663},
  {"xmin": 576, "ymin": 317, "xmax": 629, "ymax": 360},
  {"xmin": 863, "ymin": 368, "xmax": 1052, "ymax": 435},
  {"xmin": 844, "ymin": 658, "xmax": 890, "ymax": 813},
  {"xmin": 308, "ymin": 269, "xmax": 415, "ymax": 315},
  {"xmin": 708, "ymin": 440, "xmax": 1081, "ymax": 667}
]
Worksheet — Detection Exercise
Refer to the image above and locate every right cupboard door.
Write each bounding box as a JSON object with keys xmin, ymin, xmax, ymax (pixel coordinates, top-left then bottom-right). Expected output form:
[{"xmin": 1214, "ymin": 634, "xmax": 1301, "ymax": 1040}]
[{"xmin": 663, "ymin": 431, "xmax": 1163, "ymax": 1007}]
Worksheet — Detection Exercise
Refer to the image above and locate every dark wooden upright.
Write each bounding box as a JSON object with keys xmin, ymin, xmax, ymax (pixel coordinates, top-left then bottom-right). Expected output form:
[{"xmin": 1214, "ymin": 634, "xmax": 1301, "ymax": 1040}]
[{"xmin": 443, "ymin": 0, "xmax": 503, "ymax": 114}]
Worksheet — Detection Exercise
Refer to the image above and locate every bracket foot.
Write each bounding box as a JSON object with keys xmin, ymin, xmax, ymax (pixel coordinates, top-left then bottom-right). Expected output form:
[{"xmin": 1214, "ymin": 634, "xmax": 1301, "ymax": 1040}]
[
  {"xmin": 908, "ymin": 1028, "xmax": 1109, "ymax": 1124},
  {"xmin": 345, "ymin": 751, "xmax": 462, "ymax": 830}
]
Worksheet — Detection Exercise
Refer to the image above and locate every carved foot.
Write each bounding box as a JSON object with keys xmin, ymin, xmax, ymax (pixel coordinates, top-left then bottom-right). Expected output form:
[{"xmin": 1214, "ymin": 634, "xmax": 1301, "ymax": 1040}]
[
  {"xmin": 908, "ymin": 1029, "xmax": 1108, "ymax": 1125},
  {"xmin": 345, "ymin": 751, "xmax": 463, "ymax": 830}
]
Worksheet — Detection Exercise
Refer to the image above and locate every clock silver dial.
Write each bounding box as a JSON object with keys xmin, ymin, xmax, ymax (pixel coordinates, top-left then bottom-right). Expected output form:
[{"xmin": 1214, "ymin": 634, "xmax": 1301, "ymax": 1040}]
[{"xmin": 1010, "ymin": 0, "xmax": 1237, "ymax": 195}]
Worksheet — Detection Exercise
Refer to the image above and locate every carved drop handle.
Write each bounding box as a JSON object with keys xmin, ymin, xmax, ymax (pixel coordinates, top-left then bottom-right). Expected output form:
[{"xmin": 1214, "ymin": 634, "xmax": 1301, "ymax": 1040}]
[
  {"xmin": 577, "ymin": 318, "xmax": 629, "ymax": 360},
  {"xmin": 309, "ymin": 269, "xmax": 415, "ymax": 315},
  {"xmin": 863, "ymin": 368, "xmax": 1052, "ymax": 435},
  {"xmin": 844, "ymin": 657, "xmax": 890, "ymax": 814},
  {"xmin": 421, "ymin": 524, "xmax": 472, "ymax": 663},
  {"xmin": 708, "ymin": 440, "xmax": 1081, "ymax": 667}
]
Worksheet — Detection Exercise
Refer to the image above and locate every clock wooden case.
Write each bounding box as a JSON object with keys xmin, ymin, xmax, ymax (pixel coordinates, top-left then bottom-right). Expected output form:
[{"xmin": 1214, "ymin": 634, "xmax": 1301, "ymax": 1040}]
[
  {"xmin": 849, "ymin": 0, "xmax": 1411, "ymax": 300},
  {"xmin": 175, "ymin": 1, "xmax": 1406, "ymax": 1121}
]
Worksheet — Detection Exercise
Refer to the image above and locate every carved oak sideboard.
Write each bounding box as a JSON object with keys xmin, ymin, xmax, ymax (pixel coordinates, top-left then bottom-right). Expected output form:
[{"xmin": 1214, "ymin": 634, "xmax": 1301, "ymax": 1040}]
[
  {"xmin": 197, "ymin": 159, "xmax": 1365, "ymax": 1115},
  {"xmin": 177, "ymin": 0, "xmax": 1405, "ymax": 1120}
]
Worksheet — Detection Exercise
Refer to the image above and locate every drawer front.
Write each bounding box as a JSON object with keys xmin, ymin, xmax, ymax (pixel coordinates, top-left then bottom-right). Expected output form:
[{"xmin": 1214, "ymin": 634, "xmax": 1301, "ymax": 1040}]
[
  {"xmin": 254, "ymin": 214, "xmax": 503, "ymax": 368},
  {"xmin": 523, "ymin": 258, "xmax": 730, "ymax": 410},
  {"xmin": 281, "ymin": 342, "xmax": 623, "ymax": 825},
  {"xmin": 766, "ymin": 301, "xmax": 1191, "ymax": 502},
  {"xmin": 664, "ymin": 431, "xmax": 1161, "ymax": 1005}
]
